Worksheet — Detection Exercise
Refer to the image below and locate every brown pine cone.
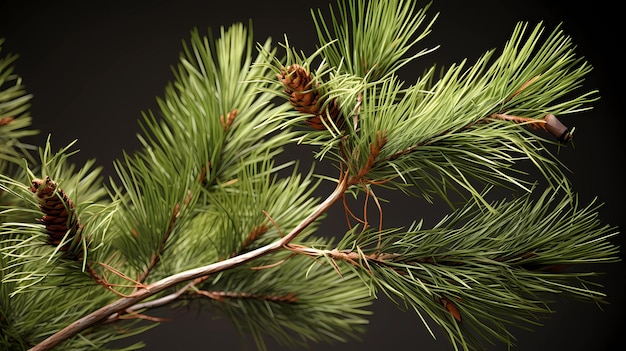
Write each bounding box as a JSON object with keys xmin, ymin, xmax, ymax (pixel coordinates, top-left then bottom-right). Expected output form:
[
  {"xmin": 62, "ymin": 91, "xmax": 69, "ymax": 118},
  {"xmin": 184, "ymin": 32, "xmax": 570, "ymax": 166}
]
[
  {"xmin": 30, "ymin": 176, "xmax": 82, "ymax": 258},
  {"xmin": 277, "ymin": 64, "xmax": 343, "ymax": 130}
]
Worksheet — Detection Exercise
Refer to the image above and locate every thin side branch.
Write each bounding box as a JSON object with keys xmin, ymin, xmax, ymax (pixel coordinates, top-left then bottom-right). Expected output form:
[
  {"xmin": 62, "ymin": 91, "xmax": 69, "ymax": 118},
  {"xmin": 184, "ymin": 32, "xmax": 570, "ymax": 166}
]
[
  {"xmin": 137, "ymin": 203, "xmax": 181, "ymax": 284},
  {"xmin": 194, "ymin": 290, "xmax": 298, "ymax": 303},
  {"xmin": 386, "ymin": 76, "xmax": 569, "ymax": 161}
]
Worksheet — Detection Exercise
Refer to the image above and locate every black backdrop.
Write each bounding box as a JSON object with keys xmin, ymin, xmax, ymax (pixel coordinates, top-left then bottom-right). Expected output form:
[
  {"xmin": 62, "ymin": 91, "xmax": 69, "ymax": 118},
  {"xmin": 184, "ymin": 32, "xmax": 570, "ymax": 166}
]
[{"xmin": 1, "ymin": 1, "xmax": 623, "ymax": 350}]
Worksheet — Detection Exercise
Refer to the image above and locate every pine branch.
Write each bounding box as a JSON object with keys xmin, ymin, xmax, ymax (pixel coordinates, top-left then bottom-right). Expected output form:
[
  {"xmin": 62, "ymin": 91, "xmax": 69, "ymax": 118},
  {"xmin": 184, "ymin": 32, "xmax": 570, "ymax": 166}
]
[
  {"xmin": 28, "ymin": 171, "xmax": 349, "ymax": 351},
  {"xmin": 286, "ymin": 186, "xmax": 619, "ymax": 350},
  {"xmin": 0, "ymin": 2, "xmax": 620, "ymax": 351}
]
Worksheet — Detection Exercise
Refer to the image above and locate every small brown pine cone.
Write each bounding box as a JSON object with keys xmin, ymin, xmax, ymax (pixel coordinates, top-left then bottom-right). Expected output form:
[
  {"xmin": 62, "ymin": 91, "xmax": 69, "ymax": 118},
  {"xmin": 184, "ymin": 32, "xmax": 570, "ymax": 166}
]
[
  {"xmin": 277, "ymin": 64, "xmax": 344, "ymax": 130},
  {"xmin": 30, "ymin": 176, "xmax": 82, "ymax": 259}
]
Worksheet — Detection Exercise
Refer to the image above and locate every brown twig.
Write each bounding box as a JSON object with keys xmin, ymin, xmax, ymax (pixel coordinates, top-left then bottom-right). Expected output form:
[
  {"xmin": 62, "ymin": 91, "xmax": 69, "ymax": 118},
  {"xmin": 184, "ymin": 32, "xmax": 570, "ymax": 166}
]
[
  {"xmin": 339, "ymin": 132, "xmax": 388, "ymax": 224},
  {"xmin": 488, "ymin": 113, "xmax": 548, "ymax": 130},
  {"xmin": 288, "ymin": 245, "xmax": 469, "ymax": 321},
  {"xmin": 230, "ymin": 223, "xmax": 270, "ymax": 258},
  {"xmin": 198, "ymin": 162, "xmax": 210, "ymax": 186},
  {"xmin": 353, "ymin": 131, "xmax": 387, "ymax": 183},
  {"xmin": 115, "ymin": 311, "xmax": 171, "ymax": 323},
  {"xmin": 136, "ymin": 203, "xmax": 181, "ymax": 284},
  {"xmin": 195, "ymin": 290, "xmax": 298, "ymax": 303},
  {"xmin": 504, "ymin": 75, "xmax": 541, "ymax": 104},
  {"xmin": 220, "ymin": 109, "xmax": 238, "ymax": 131},
  {"xmin": 386, "ymin": 76, "xmax": 572, "ymax": 161},
  {"xmin": 340, "ymin": 132, "xmax": 388, "ymax": 250},
  {"xmin": 103, "ymin": 280, "xmax": 197, "ymax": 325},
  {"xmin": 94, "ymin": 262, "xmax": 148, "ymax": 297},
  {"xmin": 0, "ymin": 116, "xmax": 14, "ymax": 126},
  {"xmin": 243, "ymin": 223, "xmax": 270, "ymax": 248},
  {"xmin": 85, "ymin": 264, "xmax": 131, "ymax": 298}
]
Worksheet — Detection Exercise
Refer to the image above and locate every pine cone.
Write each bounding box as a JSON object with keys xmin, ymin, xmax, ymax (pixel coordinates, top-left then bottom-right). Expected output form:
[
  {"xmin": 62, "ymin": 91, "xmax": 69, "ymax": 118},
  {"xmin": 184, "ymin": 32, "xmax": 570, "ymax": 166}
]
[
  {"xmin": 277, "ymin": 64, "xmax": 343, "ymax": 130},
  {"xmin": 30, "ymin": 176, "xmax": 83, "ymax": 259}
]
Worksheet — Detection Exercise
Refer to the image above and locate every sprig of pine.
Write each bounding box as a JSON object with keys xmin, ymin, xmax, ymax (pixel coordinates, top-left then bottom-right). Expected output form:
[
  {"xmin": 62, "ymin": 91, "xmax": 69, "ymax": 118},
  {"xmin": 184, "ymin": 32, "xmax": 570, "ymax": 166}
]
[
  {"xmin": 287, "ymin": 185, "xmax": 619, "ymax": 350},
  {"xmin": 0, "ymin": 1, "xmax": 620, "ymax": 351},
  {"xmin": 0, "ymin": 38, "xmax": 37, "ymax": 175}
]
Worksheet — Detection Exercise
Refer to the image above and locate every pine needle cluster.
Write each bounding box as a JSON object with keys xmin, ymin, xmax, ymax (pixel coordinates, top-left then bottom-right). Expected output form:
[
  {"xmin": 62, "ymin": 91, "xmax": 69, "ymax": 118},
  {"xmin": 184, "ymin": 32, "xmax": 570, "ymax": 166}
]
[{"xmin": 0, "ymin": 1, "xmax": 620, "ymax": 351}]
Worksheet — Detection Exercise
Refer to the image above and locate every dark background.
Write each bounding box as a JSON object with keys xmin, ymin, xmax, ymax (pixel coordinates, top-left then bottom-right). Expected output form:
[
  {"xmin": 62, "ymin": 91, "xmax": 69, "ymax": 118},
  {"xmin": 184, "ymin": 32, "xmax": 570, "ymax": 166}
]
[{"xmin": 1, "ymin": 1, "xmax": 623, "ymax": 350}]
